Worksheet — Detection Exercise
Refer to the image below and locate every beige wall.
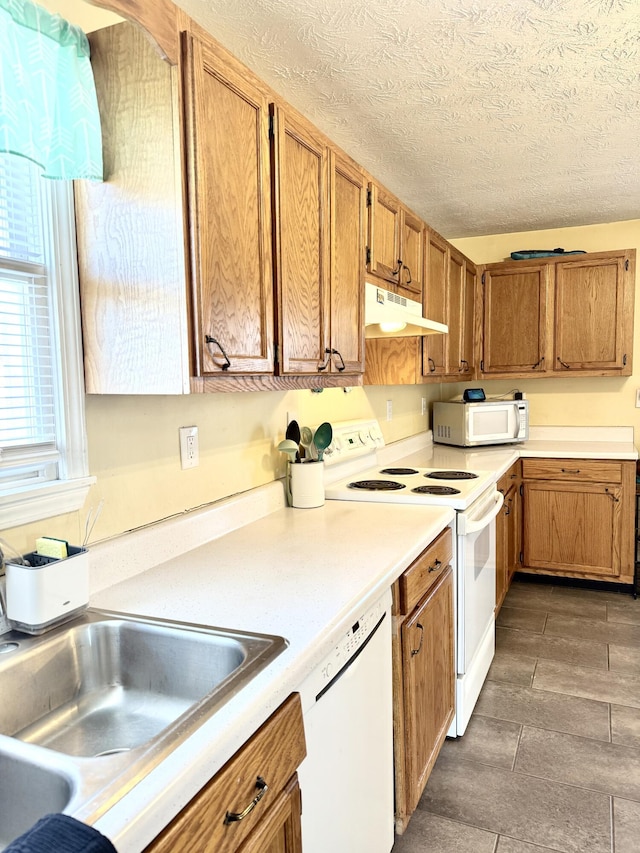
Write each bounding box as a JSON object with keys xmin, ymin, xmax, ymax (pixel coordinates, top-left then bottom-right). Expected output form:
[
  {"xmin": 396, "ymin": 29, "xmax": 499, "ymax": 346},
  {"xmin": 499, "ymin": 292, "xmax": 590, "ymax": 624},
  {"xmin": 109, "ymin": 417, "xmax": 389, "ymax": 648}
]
[{"xmin": 3, "ymin": 383, "xmax": 435, "ymax": 553}]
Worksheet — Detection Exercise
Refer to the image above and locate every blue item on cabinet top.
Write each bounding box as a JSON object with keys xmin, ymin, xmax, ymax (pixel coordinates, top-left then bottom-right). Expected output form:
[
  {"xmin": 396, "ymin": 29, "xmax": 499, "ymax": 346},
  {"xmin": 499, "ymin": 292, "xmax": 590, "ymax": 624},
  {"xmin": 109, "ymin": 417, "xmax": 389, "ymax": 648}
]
[{"xmin": 510, "ymin": 248, "xmax": 586, "ymax": 260}]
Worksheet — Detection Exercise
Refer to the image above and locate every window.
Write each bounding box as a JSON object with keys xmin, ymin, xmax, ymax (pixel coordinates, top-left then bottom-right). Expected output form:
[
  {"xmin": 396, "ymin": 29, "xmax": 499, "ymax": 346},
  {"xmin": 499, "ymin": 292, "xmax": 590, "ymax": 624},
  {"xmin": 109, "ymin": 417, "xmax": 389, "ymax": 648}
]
[{"xmin": 0, "ymin": 152, "xmax": 93, "ymax": 528}]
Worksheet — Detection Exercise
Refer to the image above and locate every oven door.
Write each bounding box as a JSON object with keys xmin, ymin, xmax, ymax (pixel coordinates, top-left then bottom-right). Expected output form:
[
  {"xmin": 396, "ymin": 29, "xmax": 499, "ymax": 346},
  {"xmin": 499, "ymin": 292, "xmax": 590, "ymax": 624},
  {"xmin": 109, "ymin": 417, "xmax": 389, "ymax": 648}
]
[{"xmin": 456, "ymin": 488, "xmax": 503, "ymax": 675}]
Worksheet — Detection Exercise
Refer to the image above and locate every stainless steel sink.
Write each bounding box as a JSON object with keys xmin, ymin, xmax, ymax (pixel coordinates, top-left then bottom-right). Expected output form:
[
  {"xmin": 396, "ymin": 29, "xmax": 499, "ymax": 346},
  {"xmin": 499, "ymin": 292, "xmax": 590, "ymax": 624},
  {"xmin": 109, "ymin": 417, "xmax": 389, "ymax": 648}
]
[
  {"xmin": 0, "ymin": 609, "xmax": 287, "ymax": 848},
  {"xmin": 0, "ymin": 749, "xmax": 74, "ymax": 849}
]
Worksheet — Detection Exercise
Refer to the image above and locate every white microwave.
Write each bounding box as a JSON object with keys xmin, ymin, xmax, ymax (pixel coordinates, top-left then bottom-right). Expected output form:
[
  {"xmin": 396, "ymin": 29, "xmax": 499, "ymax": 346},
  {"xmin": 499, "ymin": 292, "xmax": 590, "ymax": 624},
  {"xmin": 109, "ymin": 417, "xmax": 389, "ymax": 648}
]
[{"xmin": 433, "ymin": 400, "xmax": 529, "ymax": 447}]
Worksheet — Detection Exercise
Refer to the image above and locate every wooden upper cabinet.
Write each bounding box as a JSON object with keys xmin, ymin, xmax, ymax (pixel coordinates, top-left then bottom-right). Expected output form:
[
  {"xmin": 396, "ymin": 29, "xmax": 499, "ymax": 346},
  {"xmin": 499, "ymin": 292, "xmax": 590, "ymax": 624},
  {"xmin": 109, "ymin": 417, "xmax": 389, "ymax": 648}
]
[
  {"xmin": 480, "ymin": 251, "xmax": 635, "ymax": 379},
  {"xmin": 271, "ymin": 107, "xmax": 329, "ymax": 375},
  {"xmin": 481, "ymin": 263, "xmax": 548, "ymax": 375},
  {"xmin": 553, "ymin": 252, "xmax": 633, "ymax": 374},
  {"xmin": 182, "ymin": 33, "xmax": 274, "ymax": 376},
  {"xmin": 367, "ymin": 183, "xmax": 402, "ymax": 286},
  {"xmin": 399, "ymin": 209, "xmax": 424, "ymax": 302},
  {"xmin": 445, "ymin": 248, "xmax": 468, "ymax": 376},
  {"xmin": 329, "ymin": 153, "xmax": 366, "ymax": 374},
  {"xmin": 422, "ymin": 230, "xmax": 448, "ymax": 378}
]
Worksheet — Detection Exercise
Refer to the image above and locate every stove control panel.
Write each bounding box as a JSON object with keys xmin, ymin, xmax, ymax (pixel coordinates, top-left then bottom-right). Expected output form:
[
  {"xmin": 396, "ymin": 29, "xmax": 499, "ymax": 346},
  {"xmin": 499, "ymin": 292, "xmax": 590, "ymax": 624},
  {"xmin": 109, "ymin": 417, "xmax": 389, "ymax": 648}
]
[{"xmin": 324, "ymin": 419, "xmax": 384, "ymax": 466}]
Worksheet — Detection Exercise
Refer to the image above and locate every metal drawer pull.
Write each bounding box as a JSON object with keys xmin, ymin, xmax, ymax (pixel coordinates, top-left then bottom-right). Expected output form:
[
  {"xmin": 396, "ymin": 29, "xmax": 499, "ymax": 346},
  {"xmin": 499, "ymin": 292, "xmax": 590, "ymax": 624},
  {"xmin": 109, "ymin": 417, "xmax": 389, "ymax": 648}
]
[
  {"xmin": 224, "ymin": 776, "xmax": 269, "ymax": 824},
  {"xmin": 557, "ymin": 356, "xmax": 571, "ymax": 369},
  {"xmin": 561, "ymin": 468, "xmax": 580, "ymax": 474},
  {"xmin": 205, "ymin": 335, "xmax": 231, "ymax": 370},
  {"xmin": 428, "ymin": 558, "xmax": 442, "ymax": 573},
  {"xmin": 411, "ymin": 623, "xmax": 424, "ymax": 656}
]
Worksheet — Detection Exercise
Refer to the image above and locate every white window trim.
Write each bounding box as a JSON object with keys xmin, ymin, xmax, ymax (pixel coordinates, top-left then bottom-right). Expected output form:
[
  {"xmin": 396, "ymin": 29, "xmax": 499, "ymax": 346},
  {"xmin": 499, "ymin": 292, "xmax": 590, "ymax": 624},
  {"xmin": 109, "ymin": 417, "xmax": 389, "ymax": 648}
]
[{"xmin": 0, "ymin": 179, "xmax": 94, "ymax": 528}]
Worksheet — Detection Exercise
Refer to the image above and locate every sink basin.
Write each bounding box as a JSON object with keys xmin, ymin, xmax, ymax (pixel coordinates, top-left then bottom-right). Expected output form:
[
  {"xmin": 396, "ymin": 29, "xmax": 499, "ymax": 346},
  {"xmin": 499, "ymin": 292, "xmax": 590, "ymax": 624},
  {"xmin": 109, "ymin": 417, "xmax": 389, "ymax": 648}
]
[
  {"xmin": 0, "ymin": 610, "xmax": 286, "ymax": 758},
  {"xmin": 0, "ymin": 750, "xmax": 73, "ymax": 849}
]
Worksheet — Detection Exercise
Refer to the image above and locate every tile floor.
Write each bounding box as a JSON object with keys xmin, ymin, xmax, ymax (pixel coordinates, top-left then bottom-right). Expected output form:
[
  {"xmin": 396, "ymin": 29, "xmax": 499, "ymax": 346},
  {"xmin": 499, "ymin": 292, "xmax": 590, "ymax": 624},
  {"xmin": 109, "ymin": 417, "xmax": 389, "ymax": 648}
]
[{"xmin": 393, "ymin": 579, "xmax": 640, "ymax": 853}]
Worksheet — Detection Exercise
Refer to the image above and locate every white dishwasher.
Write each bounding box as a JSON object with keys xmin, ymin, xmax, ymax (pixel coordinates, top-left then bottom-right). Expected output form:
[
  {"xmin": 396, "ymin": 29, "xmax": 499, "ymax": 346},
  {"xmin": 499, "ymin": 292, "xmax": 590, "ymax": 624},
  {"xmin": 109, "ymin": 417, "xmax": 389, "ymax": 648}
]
[{"xmin": 297, "ymin": 589, "xmax": 394, "ymax": 853}]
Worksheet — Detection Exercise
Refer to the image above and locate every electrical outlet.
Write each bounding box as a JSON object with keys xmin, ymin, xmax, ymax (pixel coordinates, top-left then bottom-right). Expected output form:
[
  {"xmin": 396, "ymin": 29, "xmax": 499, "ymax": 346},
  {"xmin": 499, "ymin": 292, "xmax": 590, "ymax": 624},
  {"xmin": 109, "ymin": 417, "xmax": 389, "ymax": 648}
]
[
  {"xmin": 386, "ymin": 399, "xmax": 393, "ymax": 421},
  {"xmin": 179, "ymin": 426, "xmax": 199, "ymax": 469},
  {"xmin": 286, "ymin": 411, "xmax": 299, "ymax": 433},
  {"xmin": 421, "ymin": 397, "xmax": 427, "ymax": 416},
  {"xmin": 636, "ymin": 389, "xmax": 640, "ymax": 408}
]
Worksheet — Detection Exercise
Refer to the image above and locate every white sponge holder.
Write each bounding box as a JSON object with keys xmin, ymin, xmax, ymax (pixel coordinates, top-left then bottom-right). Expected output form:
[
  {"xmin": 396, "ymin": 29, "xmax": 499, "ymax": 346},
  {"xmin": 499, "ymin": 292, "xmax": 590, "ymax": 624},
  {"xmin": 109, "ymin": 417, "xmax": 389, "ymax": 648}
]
[{"xmin": 6, "ymin": 546, "xmax": 89, "ymax": 635}]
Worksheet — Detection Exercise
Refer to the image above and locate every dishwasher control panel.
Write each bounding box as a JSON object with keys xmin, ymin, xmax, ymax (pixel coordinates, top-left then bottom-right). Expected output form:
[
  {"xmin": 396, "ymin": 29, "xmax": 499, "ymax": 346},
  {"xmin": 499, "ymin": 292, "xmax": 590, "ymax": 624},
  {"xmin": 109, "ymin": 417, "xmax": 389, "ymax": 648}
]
[{"xmin": 298, "ymin": 589, "xmax": 392, "ymax": 711}]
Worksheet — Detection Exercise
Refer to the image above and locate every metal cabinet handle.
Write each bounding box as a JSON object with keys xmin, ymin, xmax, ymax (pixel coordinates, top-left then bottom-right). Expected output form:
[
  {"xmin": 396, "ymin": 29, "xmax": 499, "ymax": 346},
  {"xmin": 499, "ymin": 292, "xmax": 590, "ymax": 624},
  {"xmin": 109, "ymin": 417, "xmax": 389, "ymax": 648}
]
[
  {"xmin": 561, "ymin": 468, "xmax": 580, "ymax": 474},
  {"xmin": 428, "ymin": 357, "xmax": 436, "ymax": 373},
  {"xmin": 318, "ymin": 348, "xmax": 346, "ymax": 372},
  {"xmin": 205, "ymin": 335, "xmax": 231, "ymax": 370},
  {"xmin": 402, "ymin": 263, "xmax": 412, "ymax": 285},
  {"xmin": 317, "ymin": 349, "xmax": 331, "ymax": 371},
  {"xmin": 557, "ymin": 356, "xmax": 571, "ymax": 369},
  {"xmin": 330, "ymin": 348, "xmax": 346, "ymax": 372},
  {"xmin": 224, "ymin": 776, "xmax": 269, "ymax": 824},
  {"xmin": 391, "ymin": 258, "xmax": 403, "ymax": 277},
  {"xmin": 605, "ymin": 488, "xmax": 620, "ymax": 503},
  {"xmin": 411, "ymin": 623, "xmax": 424, "ymax": 657},
  {"xmin": 532, "ymin": 356, "xmax": 545, "ymax": 370},
  {"xmin": 428, "ymin": 558, "xmax": 442, "ymax": 573},
  {"xmin": 459, "ymin": 359, "xmax": 469, "ymax": 372}
]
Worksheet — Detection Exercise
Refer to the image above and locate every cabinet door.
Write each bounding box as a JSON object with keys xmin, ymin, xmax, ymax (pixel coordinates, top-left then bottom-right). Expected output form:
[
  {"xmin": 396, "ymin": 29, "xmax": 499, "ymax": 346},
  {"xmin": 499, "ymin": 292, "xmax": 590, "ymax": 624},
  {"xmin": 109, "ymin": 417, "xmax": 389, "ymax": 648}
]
[
  {"xmin": 401, "ymin": 567, "xmax": 455, "ymax": 814},
  {"xmin": 398, "ymin": 209, "xmax": 424, "ymax": 302},
  {"xmin": 482, "ymin": 264, "xmax": 548, "ymax": 375},
  {"xmin": 330, "ymin": 153, "xmax": 366, "ymax": 374},
  {"xmin": 522, "ymin": 480, "xmax": 623, "ymax": 578},
  {"xmin": 367, "ymin": 183, "xmax": 401, "ymax": 286},
  {"xmin": 422, "ymin": 230, "xmax": 448, "ymax": 378},
  {"xmin": 554, "ymin": 253, "xmax": 632, "ymax": 374},
  {"xmin": 272, "ymin": 107, "xmax": 329, "ymax": 375},
  {"xmin": 183, "ymin": 34, "xmax": 274, "ymax": 375}
]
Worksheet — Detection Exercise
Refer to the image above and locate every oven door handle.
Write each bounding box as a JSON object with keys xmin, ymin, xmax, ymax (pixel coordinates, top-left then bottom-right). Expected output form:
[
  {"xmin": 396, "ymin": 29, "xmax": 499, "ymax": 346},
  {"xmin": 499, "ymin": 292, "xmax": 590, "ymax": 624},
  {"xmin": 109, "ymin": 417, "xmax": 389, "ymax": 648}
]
[{"xmin": 458, "ymin": 490, "xmax": 504, "ymax": 535}]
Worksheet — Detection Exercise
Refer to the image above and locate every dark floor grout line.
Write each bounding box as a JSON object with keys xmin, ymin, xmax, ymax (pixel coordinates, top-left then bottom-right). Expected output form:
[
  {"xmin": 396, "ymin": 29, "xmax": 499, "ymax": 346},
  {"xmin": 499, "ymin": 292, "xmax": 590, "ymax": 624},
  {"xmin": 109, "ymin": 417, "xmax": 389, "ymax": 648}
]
[
  {"xmin": 610, "ymin": 795, "xmax": 616, "ymax": 853},
  {"xmin": 495, "ymin": 830, "xmax": 570, "ymax": 853},
  {"xmin": 608, "ymin": 701, "xmax": 612, "ymax": 744},
  {"xmin": 511, "ymin": 722, "xmax": 524, "ymax": 771}
]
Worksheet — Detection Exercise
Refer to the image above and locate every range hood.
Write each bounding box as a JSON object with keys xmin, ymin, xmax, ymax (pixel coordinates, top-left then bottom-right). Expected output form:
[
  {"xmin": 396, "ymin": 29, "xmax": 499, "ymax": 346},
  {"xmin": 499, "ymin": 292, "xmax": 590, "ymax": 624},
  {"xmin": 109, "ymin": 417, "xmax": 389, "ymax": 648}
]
[{"xmin": 364, "ymin": 282, "xmax": 448, "ymax": 338}]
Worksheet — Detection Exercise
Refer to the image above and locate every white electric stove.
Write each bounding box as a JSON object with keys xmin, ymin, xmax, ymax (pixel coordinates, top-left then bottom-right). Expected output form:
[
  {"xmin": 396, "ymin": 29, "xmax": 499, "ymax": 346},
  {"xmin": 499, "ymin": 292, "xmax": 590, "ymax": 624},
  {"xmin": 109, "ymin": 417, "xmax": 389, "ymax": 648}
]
[{"xmin": 323, "ymin": 420, "xmax": 502, "ymax": 736}]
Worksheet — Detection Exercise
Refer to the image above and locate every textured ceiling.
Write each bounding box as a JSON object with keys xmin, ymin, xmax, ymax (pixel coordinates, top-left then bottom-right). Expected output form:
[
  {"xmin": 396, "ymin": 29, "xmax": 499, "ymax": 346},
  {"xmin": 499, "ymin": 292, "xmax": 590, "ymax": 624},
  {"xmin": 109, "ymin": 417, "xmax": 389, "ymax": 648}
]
[{"xmin": 174, "ymin": 0, "xmax": 640, "ymax": 238}]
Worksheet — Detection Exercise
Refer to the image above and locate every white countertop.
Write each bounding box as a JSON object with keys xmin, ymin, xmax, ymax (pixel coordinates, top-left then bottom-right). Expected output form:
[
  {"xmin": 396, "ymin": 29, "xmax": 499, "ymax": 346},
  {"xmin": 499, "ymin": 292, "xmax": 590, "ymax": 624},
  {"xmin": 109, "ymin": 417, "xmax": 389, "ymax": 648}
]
[
  {"xmin": 74, "ymin": 422, "xmax": 636, "ymax": 849},
  {"xmin": 86, "ymin": 489, "xmax": 454, "ymax": 851}
]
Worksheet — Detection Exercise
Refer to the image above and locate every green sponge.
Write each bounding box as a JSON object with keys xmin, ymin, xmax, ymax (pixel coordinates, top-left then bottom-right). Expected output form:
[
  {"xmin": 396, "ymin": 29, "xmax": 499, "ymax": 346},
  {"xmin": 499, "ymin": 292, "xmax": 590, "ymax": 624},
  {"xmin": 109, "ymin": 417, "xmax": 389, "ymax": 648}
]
[{"xmin": 36, "ymin": 537, "xmax": 69, "ymax": 559}]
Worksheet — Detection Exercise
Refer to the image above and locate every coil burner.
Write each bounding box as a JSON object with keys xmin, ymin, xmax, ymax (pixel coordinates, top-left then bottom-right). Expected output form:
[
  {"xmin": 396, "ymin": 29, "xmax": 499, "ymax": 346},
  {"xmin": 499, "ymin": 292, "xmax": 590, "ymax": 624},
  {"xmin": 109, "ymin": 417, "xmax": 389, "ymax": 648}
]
[
  {"xmin": 411, "ymin": 485, "xmax": 461, "ymax": 496},
  {"xmin": 425, "ymin": 470, "xmax": 479, "ymax": 481},
  {"xmin": 379, "ymin": 468, "xmax": 419, "ymax": 476},
  {"xmin": 348, "ymin": 480, "xmax": 407, "ymax": 491}
]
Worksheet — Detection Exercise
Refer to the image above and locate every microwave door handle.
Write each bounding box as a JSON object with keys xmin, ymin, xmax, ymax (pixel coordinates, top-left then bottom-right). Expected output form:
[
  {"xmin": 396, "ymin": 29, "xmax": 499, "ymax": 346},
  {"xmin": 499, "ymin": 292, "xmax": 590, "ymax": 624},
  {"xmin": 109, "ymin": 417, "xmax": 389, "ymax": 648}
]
[{"xmin": 459, "ymin": 491, "xmax": 504, "ymax": 536}]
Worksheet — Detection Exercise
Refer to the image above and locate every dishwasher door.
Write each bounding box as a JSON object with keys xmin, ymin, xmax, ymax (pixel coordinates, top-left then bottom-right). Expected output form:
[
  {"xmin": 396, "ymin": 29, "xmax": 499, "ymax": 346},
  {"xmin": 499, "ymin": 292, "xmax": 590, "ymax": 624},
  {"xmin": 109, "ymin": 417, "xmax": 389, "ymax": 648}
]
[{"xmin": 297, "ymin": 590, "xmax": 394, "ymax": 853}]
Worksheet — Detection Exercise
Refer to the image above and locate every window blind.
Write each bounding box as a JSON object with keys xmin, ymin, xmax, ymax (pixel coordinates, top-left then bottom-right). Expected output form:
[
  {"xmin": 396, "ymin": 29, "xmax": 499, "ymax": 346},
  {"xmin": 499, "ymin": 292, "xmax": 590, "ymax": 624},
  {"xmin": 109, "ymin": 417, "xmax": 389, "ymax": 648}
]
[{"xmin": 0, "ymin": 152, "xmax": 60, "ymax": 492}]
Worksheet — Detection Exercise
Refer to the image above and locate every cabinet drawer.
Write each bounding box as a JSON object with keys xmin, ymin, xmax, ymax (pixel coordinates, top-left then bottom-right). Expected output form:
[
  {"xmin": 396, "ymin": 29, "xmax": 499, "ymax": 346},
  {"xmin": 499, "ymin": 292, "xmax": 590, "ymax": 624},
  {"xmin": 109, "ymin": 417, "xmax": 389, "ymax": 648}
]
[
  {"xmin": 522, "ymin": 458, "xmax": 623, "ymax": 483},
  {"xmin": 146, "ymin": 693, "xmax": 306, "ymax": 853},
  {"xmin": 398, "ymin": 527, "xmax": 453, "ymax": 615}
]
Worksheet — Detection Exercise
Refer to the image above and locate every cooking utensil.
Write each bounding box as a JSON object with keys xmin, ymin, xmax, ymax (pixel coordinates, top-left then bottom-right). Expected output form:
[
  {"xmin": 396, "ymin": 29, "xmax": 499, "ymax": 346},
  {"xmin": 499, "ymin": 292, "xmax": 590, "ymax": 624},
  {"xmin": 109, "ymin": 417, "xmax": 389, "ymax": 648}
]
[
  {"xmin": 285, "ymin": 420, "xmax": 301, "ymax": 461},
  {"xmin": 313, "ymin": 422, "xmax": 333, "ymax": 461},
  {"xmin": 300, "ymin": 426, "xmax": 315, "ymax": 461},
  {"xmin": 277, "ymin": 439, "xmax": 299, "ymax": 464}
]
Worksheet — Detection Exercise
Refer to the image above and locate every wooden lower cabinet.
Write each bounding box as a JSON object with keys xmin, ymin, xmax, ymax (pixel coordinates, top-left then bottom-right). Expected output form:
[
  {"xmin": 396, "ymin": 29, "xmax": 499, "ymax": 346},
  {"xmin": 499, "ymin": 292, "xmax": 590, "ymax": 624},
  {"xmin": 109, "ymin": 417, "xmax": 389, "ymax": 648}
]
[
  {"xmin": 392, "ymin": 527, "xmax": 455, "ymax": 834},
  {"xmin": 145, "ymin": 693, "xmax": 305, "ymax": 853},
  {"xmin": 496, "ymin": 461, "xmax": 521, "ymax": 613},
  {"xmin": 520, "ymin": 458, "xmax": 635, "ymax": 584}
]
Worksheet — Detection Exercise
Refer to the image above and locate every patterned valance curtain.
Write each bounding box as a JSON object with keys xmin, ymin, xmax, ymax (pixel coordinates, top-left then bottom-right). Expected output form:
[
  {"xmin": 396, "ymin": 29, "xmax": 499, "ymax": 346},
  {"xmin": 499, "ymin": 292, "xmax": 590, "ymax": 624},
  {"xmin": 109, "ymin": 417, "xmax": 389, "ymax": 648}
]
[{"xmin": 0, "ymin": 0, "xmax": 103, "ymax": 180}]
